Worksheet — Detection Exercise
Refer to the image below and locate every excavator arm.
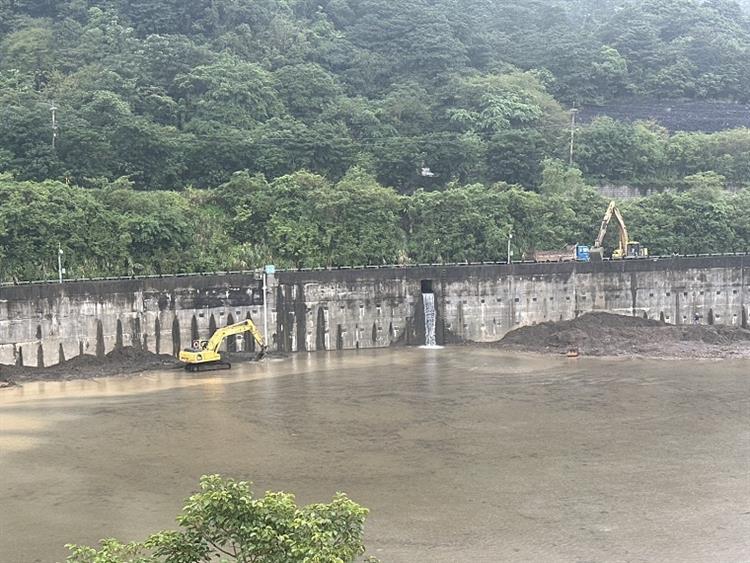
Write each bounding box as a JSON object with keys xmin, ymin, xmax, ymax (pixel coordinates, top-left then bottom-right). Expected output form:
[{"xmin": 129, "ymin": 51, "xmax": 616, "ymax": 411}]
[
  {"xmin": 592, "ymin": 200, "xmax": 631, "ymax": 258},
  {"xmin": 594, "ymin": 201, "xmax": 616, "ymax": 249},
  {"xmin": 590, "ymin": 200, "xmax": 648, "ymax": 260},
  {"xmin": 205, "ymin": 319, "xmax": 266, "ymax": 353}
]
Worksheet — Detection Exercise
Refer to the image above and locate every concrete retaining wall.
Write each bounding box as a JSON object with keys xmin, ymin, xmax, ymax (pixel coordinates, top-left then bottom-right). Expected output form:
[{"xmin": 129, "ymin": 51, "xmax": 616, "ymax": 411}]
[{"xmin": 1, "ymin": 256, "xmax": 747, "ymax": 367}]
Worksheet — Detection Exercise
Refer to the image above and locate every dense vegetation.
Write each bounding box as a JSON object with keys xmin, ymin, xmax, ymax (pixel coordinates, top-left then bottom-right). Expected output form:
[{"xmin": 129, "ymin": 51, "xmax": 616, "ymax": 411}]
[
  {"xmin": 1, "ymin": 0, "xmax": 749, "ymax": 280},
  {"xmin": 1, "ymin": 0, "xmax": 749, "ymax": 190},
  {"xmin": 2, "ymin": 165, "xmax": 748, "ymax": 281}
]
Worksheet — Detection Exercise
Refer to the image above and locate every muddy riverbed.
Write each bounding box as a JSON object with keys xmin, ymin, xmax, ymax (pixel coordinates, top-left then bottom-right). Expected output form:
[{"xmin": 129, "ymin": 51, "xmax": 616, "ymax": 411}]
[
  {"xmin": 1, "ymin": 348, "xmax": 748, "ymax": 562},
  {"xmin": 494, "ymin": 312, "xmax": 750, "ymax": 359}
]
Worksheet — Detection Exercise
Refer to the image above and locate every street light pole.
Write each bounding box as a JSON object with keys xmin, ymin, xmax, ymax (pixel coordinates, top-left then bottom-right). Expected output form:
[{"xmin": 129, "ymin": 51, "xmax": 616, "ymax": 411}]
[
  {"xmin": 262, "ymin": 271, "xmax": 268, "ymax": 350},
  {"xmin": 569, "ymin": 108, "xmax": 579, "ymax": 167},
  {"xmin": 507, "ymin": 231, "xmax": 513, "ymax": 265},
  {"xmin": 51, "ymin": 103, "xmax": 58, "ymax": 149},
  {"xmin": 57, "ymin": 243, "xmax": 64, "ymax": 284}
]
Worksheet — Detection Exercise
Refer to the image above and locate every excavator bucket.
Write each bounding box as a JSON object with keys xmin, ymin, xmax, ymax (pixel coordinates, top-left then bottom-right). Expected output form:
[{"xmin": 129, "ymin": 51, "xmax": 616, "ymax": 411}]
[{"xmin": 254, "ymin": 346, "xmax": 268, "ymax": 361}]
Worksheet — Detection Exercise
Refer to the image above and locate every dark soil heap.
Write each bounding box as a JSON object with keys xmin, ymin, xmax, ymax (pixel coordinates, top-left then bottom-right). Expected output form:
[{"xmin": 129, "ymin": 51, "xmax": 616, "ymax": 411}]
[
  {"xmin": 1, "ymin": 347, "xmax": 180, "ymax": 384},
  {"xmin": 494, "ymin": 312, "xmax": 750, "ymax": 359}
]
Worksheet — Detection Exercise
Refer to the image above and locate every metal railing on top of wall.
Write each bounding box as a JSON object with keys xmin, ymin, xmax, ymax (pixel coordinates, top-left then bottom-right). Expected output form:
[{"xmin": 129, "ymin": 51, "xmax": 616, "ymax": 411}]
[{"xmin": 1, "ymin": 252, "xmax": 748, "ymax": 288}]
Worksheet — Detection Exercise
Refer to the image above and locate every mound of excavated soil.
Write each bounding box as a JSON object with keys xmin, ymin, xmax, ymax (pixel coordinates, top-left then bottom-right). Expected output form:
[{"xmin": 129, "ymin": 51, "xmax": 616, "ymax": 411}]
[
  {"xmin": 0, "ymin": 347, "xmax": 181, "ymax": 383},
  {"xmin": 494, "ymin": 312, "xmax": 750, "ymax": 359}
]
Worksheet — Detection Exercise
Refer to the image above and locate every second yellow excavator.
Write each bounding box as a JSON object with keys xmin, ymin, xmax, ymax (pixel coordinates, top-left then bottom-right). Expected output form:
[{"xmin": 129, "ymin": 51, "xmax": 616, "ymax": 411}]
[
  {"xmin": 590, "ymin": 200, "xmax": 648, "ymax": 260},
  {"xmin": 179, "ymin": 319, "xmax": 267, "ymax": 371}
]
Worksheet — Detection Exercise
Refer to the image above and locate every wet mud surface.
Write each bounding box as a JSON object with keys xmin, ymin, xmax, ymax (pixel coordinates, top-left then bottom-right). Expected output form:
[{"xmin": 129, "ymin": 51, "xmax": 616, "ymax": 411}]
[
  {"xmin": 0, "ymin": 350, "xmax": 281, "ymax": 385},
  {"xmin": 0, "ymin": 348, "xmax": 180, "ymax": 383},
  {"xmin": 0, "ymin": 348, "xmax": 748, "ymax": 562},
  {"xmin": 495, "ymin": 312, "xmax": 750, "ymax": 359}
]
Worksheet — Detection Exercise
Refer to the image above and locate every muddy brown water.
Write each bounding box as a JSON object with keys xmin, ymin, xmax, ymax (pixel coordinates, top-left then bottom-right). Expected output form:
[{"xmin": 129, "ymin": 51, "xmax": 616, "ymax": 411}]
[{"xmin": 0, "ymin": 348, "xmax": 748, "ymax": 562}]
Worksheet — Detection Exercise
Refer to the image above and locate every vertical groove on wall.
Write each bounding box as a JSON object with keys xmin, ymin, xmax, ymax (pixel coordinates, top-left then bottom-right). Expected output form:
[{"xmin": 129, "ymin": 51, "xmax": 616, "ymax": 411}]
[
  {"xmin": 226, "ymin": 313, "xmax": 236, "ymax": 352},
  {"xmin": 172, "ymin": 316, "xmax": 181, "ymax": 357},
  {"xmin": 317, "ymin": 307, "xmax": 327, "ymax": 351},
  {"xmin": 191, "ymin": 315, "xmax": 198, "ymax": 343},
  {"xmin": 37, "ymin": 344, "xmax": 44, "ymax": 368},
  {"xmin": 155, "ymin": 318, "xmax": 161, "ymax": 355},
  {"xmin": 96, "ymin": 320, "xmax": 105, "ymax": 358},
  {"xmin": 115, "ymin": 319, "xmax": 124, "ymax": 349},
  {"xmin": 133, "ymin": 317, "xmax": 142, "ymax": 351}
]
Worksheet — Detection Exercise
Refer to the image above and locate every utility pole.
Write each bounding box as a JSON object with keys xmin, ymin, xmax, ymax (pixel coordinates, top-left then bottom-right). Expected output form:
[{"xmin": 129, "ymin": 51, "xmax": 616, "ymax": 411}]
[
  {"xmin": 50, "ymin": 103, "xmax": 58, "ymax": 149},
  {"xmin": 262, "ymin": 265, "xmax": 275, "ymax": 354},
  {"xmin": 262, "ymin": 272, "xmax": 268, "ymax": 348},
  {"xmin": 569, "ymin": 108, "xmax": 578, "ymax": 167},
  {"xmin": 57, "ymin": 244, "xmax": 64, "ymax": 284},
  {"xmin": 507, "ymin": 230, "xmax": 513, "ymax": 265}
]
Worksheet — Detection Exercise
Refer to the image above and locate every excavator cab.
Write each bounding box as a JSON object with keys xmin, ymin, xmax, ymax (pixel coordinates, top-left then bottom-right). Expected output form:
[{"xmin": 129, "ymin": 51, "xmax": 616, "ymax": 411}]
[
  {"xmin": 627, "ymin": 242, "xmax": 648, "ymax": 258},
  {"xmin": 613, "ymin": 241, "xmax": 648, "ymax": 259}
]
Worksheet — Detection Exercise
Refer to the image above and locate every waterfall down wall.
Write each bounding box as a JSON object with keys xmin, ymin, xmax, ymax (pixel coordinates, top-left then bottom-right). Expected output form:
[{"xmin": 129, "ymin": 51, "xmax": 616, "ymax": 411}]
[{"xmin": 423, "ymin": 293, "xmax": 437, "ymax": 347}]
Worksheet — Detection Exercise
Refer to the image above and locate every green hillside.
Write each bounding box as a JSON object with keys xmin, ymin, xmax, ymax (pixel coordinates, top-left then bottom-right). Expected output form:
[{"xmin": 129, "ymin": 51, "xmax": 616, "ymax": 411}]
[
  {"xmin": 1, "ymin": 0, "xmax": 749, "ymax": 189},
  {"xmin": 0, "ymin": 0, "xmax": 749, "ymax": 279}
]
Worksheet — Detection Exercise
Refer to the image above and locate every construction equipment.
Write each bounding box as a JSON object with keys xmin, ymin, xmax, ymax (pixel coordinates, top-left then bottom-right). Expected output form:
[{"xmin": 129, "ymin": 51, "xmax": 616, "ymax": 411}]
[
  {"xmin": 533, "ymin": 244, "xmax": 591, "ymax": 262},
  {"xmin": 590, "ymin": 200, "xmax": 648, "ymax": 260},
  {"xmin": 179, "ymin": 319, "xmax": 267, "ymax": 372}
]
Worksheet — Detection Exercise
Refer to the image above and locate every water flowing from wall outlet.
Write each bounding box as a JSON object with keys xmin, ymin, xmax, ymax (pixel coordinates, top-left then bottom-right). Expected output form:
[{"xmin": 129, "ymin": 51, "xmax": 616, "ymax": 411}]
[{"xmin": 423, "ymin": 293, "xmax": 437, "ymax": 347}]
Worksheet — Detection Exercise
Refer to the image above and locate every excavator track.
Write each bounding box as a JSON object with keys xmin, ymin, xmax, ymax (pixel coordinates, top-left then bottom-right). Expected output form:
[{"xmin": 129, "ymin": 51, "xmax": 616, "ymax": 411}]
[{"xmin": 185, "ymin": 361, "xmax": 232, "ymax": 373}]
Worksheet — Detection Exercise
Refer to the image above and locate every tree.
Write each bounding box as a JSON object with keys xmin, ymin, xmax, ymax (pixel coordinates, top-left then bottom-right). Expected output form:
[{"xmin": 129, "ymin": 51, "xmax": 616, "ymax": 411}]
[
  {"xmin": 0, "ymin": 179, "xmax": 127, "ymax": 280},
  {"xmin": 316, "ymin": 167, "xmax": 404, "ymax": 266},
  {"xmin": 173, "ymin": 58, "xmax": 283, "ymax": 129},
  {"xmin": 273, "ymin": 63, "xmax": 343, "ymax": 121},
  {"xmin": 66, "ymin": 475, "xmax": 371, "ymax": 563},
  {"xmin": 577, "ymin": 118, "xmax": 668, "ymax": 187}
]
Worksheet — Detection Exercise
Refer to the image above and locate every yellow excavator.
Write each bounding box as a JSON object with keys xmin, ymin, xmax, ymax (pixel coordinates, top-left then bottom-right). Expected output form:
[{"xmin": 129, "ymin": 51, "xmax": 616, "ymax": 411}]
[
  {"xmin": 179, "ymin": 319, "xmax": 267, "ymax": 371},
  {"xmin": 590, "ymin": 200, "xmax": 648, "ymax": 260}
]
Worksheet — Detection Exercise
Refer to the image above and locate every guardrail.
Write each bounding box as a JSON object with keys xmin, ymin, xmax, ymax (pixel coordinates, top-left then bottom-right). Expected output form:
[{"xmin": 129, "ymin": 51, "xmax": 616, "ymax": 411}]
[{"xmin": 1, "ymin": 252, "xmax": 749, "ymax": 288}]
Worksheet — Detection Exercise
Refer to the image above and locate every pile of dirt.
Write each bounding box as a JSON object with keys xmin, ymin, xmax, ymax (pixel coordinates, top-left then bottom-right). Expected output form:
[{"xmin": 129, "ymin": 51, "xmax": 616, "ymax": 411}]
[
  {"xmin": 494, "ymin": 312, "xmax": 750, "ymax": 359},
  {"xmin": 0, "ymin": 347, "xmax": 181, "ymax": 384}
]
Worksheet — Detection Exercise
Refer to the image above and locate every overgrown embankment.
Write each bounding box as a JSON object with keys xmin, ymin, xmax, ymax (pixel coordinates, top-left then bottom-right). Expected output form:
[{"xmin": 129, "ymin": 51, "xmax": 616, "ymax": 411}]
[{"xmin": 493, "ymin": 312, "xmax": 750, "ymax": 359}]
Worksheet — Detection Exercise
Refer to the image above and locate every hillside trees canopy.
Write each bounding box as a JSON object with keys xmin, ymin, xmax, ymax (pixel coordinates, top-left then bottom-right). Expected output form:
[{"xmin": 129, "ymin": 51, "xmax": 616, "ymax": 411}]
[{"xmin": 0, "ymin": 0, "xmax": 749, "ymax": 189}]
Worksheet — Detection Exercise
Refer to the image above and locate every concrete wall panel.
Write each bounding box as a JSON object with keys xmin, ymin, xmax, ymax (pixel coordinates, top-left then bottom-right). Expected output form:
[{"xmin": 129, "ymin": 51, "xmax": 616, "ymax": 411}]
[{"xmin": 0, "ymin": 257, "xmax": 747, "ymax": 366}]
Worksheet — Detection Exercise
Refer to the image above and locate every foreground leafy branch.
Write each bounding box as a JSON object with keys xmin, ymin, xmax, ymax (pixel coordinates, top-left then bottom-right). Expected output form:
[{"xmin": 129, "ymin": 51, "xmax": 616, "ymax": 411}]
[{"xmin": 65, "ymin": 475, "xmax": 372, "ymax": 563}]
